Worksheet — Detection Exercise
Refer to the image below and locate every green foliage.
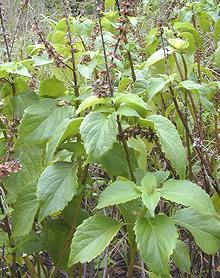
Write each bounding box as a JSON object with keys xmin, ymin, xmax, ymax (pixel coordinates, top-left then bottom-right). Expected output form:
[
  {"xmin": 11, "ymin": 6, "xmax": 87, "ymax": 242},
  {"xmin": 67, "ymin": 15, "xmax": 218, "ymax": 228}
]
[{"xmin": 0, "ymin": 0, "xmax": 220, "ymax": 276}]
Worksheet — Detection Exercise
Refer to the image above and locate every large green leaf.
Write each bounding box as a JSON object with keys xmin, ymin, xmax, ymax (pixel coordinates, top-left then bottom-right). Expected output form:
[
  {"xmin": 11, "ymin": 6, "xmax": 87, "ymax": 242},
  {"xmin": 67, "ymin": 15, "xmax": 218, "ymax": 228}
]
[
  {"xmin": 39, "ymin": 78, "xmax": 66, "ymax": 97},
  {"xmin": 96, "ymin": 181, "xmax": 140, "ymax": 209},
  {"xmin": 134, "ymin": 215, "xmax": 178, "ymax": 276},
  {"xmin": 3, "ymin": 144, "xmax": 43, "ymax": 203},
  {"xmin": 80, "ymin": 112, "xmax": 118, "ymax": 159},
  {"xmin": 12, "ymin": 182, "xmax": 38, "ymax": 238},
  {"xmin": 16, "ymin": 99, "xmax": 73, "ymax": 147},
  {"xmin": 171, "ymin": 240, "xmax": 190, "ymax": 274},
  {"xmin": 45, "ymin": 117, "xmax": 82, "ymax": 165},
  {"xmin": 160, "ymin": 179, "xmax": 215, "ymax": 215},
  {"xmin": 68, "ymin": 215, "xmax": 121, "ymax": 266},
  {"xmin": 37, "ymin": 162, "xmax": 78, "ymax": 222},
  {"xmin": 173, "ymin": 208, "xmax": 220, "ymax": 254},
  {"xmin": 97, "ymin": 143, "xmax": 132, "ymax": 178},
  {"xmin": 42, "ymin": 219, "xmax": 71, "ymax": 269},
  {"xmin": 148, "ymin": 115, "xmax": 186, "ymax": 179}
]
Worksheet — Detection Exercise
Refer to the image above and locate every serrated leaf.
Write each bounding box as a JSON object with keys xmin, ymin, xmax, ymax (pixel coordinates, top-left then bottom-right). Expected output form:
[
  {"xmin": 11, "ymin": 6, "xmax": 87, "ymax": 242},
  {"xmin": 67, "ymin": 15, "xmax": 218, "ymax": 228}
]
[
  {"xmin": 12, "ymin": 182, "xmax": 38, "ymax": 238},
  {"xmin": 16, "ymin": 99, "xmax": 73, "ymax": 147},
  {"xmin": 3, "ymin": 144, "xmax": 43, "ymax": 203},
  {"xmin": 172, "ymin": 240, "xmax": 190, "ymax": 274},
  {"xmin": 80, "ymin": 112, "xmax": 118, "ymax": 159},
  {"xmin": 96, "ymin": 181, "xmax": 140, "ymax": 209},
  {"xmin": 37, "ymin": 162, "xmax": 78, "ymax": 222},
  {"xmin": 160, "ymin": 179, "xmax": 215, "ymax": 215},
  {"xmin": 148, "ymin": 115, "xmax": 186, "ymax": 179},
  {"xmin": 76, "ymin": 96, "xmax": 110, "ymax": 114},
  {"xmin": 134, "ymin": 215, "xmax": 178, "ymax": 276},
  {"xmin": 116, "ymin": 94, "xmax": 151, "ymax": 117},
  {"xmin": 46, "ymin": 118, "xmax": 82, "ymax": 165},
  {"xmin": 173, "ymin": 208, "xmax": 220, "ymax": 254},
  {"xmin": 68, "ymin": 215, "xmax": 121, "ymax": 266}
]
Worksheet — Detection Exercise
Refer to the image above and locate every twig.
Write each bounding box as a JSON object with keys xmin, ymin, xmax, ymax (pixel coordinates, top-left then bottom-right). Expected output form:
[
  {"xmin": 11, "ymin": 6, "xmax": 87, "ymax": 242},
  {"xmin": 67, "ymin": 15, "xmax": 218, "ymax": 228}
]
[{"xmin": 97, "ymin": 8, "xmax": 114, "ymax": 96}]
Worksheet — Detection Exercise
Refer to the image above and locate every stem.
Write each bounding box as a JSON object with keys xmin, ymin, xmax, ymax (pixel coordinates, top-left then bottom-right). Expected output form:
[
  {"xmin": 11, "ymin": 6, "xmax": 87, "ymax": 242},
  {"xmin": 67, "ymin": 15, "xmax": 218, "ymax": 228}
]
[
  {"xmin": 127, "ymin": 50, "xmax": 136, "ymax": 82},
  {"xmin": 116, "ymin": 115, "xmax": 136, "ymax": 182},
  {"xmin": 23, "ymin": 256, "xmax": 39, "ymax": 278},
  {"xmin": 127, "ymin": 245, "xmax": 136, "ymax": 278},
  {"xmin": 62, "ymin": 0, "xmax": 79, "ymax": 98},
  {"xmin": 98, "ymin": 12, "xmax": 114, "ymax": 96}
]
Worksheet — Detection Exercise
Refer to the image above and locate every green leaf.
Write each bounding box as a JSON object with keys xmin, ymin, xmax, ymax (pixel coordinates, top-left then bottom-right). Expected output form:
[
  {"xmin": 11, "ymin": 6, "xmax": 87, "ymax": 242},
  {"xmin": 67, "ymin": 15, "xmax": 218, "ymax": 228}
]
[
  {"xmin": 148, "ymin": 115, "xmax": 186, "ymax": 179},
  {"xmin": 16, "ymin": 99, "xmax": 73, "ymax": 147},
  {"xmin": 42, "ymin": 219, "xmax": 70, "ymax": 269},
  {"xmin": 96, "ymin": 181, "xmax": 140, "ymax": 209},
  {"xmin": 68, "ymin": 215, "xmax": 121, "ymax": 266},
  {"xmin": 15, "ymin": 231, "xmax": 43, "ymax": 255},
  {"xmin": 135, "ymin": 215, "xmax": 178, "ymax": 276},
  {"xmin": 128, "ymin": 136, "xmax": 147, "ymax": 171},
  {"xmin": 78, "ymin": 60, "xmax": 97, "ymax": 79},
  {"xmin": 97, "ymin": 143, "xmax": 135, "ymax": 178},
  {"xmin": 171, "ymin": 240, "xmax": 190, "ymax": 274},
  {"xmin": 39, "ymin": 78, "xmax": 66, "ymax": 97},
  {"xmin": 138, "ymin": 173, "xmax": 160, "ymax": 217},
  {"xmin": 37, "ymin": 162, "xmax": 78, "ymax": 222},
  {"xmin": 168, "ymin": 38, "xmax": 189, "ymax": 50},
  {"xmin": 116, "ymin": 94, "xmax": 151, "ymax": 117},
  {"xmin": 11, "ymin": 91, "xmax": 39, "ymax": 120},
  {"xmin": 80, "ymin": 112, "xmax": 118, "ymax": 159},
  {"xmin": 160, "ymin": 179, "xmax": 215, "ymax": 215},
  {"xmin": 3, "ymin": 144, "xmax": 43, "ymax": 203},
  {"xmin": 76, "ymin": 96, "xmax": 110, "ymax": 114},
  {"xmin": 105, "ymin": 0, "xmax": 115, "ymax": 9},
  {"xmin": 214, "ymin": 43, "xmax": 220, "ymax": 69},
  {"xmin": 119, "ymin": 199, "xmax": 144, "ymax": 246},
  {"xmin": 12, "ymin": 182, "xmax": 38, "ymax": 238},
  {"xmin": 145, "ymin": 47, "xmax": 174, "ymax": 67},
  {"xmin": 173, "ymin": 208, "xmax": 220, "ymax": 254},
  {"xmin": 46, "ymin": 118, "xmax": 82, "ymax": 165}
]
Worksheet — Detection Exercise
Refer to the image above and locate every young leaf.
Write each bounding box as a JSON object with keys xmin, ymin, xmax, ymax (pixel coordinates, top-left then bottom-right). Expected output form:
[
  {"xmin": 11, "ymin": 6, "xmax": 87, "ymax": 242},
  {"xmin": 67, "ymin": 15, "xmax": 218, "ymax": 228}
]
[
  {"xmin": 172, "ymin": 240, "xmax": 190, "ymax": 274},
  {"xmin": 134, "ymin": 215, "xmax": 178, "ymax": 276},
  {"xmin": 160, "ymin": 179, "xmax": 215, "ymax": 215},
  {"xmin": 137, "ymin": 173, "xmax": 160, "ymax": 217},
  {"xmin": 12, "ymin": 182, "xmax": 39, "ymax": 238},
  {"xmin": 76, "ymin": 96, "xmax": 110, "ymax": 114},
  {"xmin": 173, "ymin": 208, "xmax": 220, "ymax": 254},
  {"xmin": 148, "ymin": 115, "xmax": 186, "ymax": 179},
  {"xmin": 37, "ymin": 162, "xmax": 78, "ymax": 222},
  {"xmin": 116, "ymin": 94, "xmax": 151, "ymax": 117},
  {"xmin": 68, "ymin": 215, "xmax": 121, "ymax": 266},
  {"xmin": 16, "ymin": 99, "xmax": 73, "ymax": 147},
  {"xmin": 80, "ymin": 112, "xmax": 118, "ymax": 159},
  {"xmin": 96, "ymin": 181, "xmax": 140, "ymax": 209}
]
